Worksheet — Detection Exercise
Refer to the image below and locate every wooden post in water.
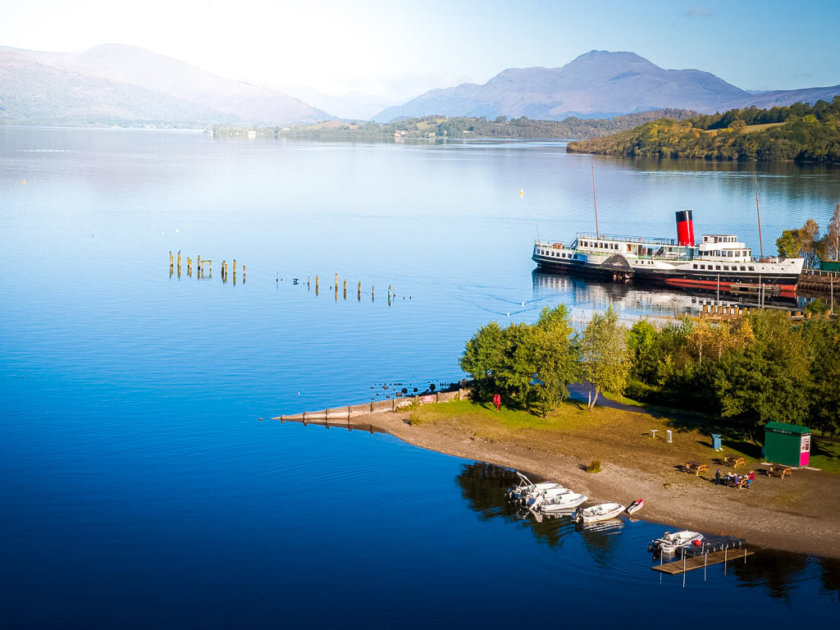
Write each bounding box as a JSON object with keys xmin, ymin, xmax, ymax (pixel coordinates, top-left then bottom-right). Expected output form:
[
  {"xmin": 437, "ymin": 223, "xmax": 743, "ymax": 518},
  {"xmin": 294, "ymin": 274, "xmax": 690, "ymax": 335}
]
[
  {"xmin": 177, "ymin": 251, "xmax": 181, "ymax": 275},
  {"xmin": 388, "ymin": 285, "xmax": 392, "ymax": 306},
  {"xmin": 343, "ymin": 278, "xmax": 347, "ymax": 300},
  {"xmin": 242, "ymin": 264, "xmax": 246, "ymax": 283},
  {"xmin": 197, "ymin": 255, "xmax": 202, "ymax": 279},
  {"xmin": 371, "ymin": 285, "xmax": 375, "ymax": 302},
  {"xmin": 307, "ymin": 275, "xmax": 311, "ymax": 290},
  {"xmin": 315, "ymin": 275, "xmax": 319, "ymax": 295}
]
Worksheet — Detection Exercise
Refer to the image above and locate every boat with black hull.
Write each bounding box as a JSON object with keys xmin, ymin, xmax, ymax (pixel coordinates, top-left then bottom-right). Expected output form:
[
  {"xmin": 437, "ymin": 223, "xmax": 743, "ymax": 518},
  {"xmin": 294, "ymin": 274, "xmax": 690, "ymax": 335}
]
[{"xmin": 533, "ymin": 210, "xmax": 804, "ymax": 298}]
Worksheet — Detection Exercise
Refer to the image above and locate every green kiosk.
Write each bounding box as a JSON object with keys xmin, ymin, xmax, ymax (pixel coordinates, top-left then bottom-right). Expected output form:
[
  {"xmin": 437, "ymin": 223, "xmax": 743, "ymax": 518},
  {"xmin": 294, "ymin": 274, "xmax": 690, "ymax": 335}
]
[{"xmin": 763, "ymin": 422, "xmax": 811, "ymax": 467}]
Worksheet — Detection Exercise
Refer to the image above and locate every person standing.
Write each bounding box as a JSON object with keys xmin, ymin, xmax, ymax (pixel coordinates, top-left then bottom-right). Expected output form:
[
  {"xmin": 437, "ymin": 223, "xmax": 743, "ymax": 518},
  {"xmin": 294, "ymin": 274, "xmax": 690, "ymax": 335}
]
[{"xmin": 715, "ymin": 468, "xmax": 721, "ymax": 485}]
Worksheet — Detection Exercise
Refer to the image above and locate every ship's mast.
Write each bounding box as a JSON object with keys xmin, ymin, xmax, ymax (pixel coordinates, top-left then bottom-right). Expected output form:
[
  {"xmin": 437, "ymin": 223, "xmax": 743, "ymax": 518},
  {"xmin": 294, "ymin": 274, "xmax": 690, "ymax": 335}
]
[
  {"xmin": 754, "ymin": 173, "xmax": 765, "ymax": 260},
  {"xmin": 591, "ymin": 165, "xmax": 600, "ymax": 238}
]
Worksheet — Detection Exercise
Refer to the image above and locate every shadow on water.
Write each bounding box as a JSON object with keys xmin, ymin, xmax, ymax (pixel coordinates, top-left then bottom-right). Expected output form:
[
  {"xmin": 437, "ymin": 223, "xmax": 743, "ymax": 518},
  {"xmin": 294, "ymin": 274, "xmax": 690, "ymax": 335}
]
[
  {"xmin": 730, "ymin": 549, "xmax": 810, "ymax": 601},
  {"xmin": 454, "ymin": 463, "xmax": 576, "ymax": 549},
  {"xmin": 455, "ymin": 464, "xmax": 840, "ymax": 598}
]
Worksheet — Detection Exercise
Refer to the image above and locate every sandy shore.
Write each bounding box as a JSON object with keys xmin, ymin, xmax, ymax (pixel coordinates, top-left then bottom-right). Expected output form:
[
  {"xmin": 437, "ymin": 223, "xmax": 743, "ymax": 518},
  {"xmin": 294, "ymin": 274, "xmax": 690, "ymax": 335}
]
[{"xmin": 338, "ymin": 411, "xmax": 840, "ymax": 559}]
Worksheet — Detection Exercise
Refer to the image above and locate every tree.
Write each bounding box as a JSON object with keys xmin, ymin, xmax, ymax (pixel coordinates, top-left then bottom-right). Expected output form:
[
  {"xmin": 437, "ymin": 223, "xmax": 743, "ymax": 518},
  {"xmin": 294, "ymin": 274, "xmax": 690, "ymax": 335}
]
[
  {"xmin": 530, "ymin": 306, "xmax": 578, "ymax": 414},
  {"xmin": 776, "ymin": 230, "xmax": 799, "ymax": 258},
  {"xmin": 460, "ymin": 321, "xmax": 506, "ymax": 400},
  {"xmin": 710, "ymin": 310, "xmax": 811, "ymax": 435},
  {"xmin": 580, "ymin": 308, "xmax": 630, "ymax": 410},
  {"xmin": 803, "ymin": 319, "xmax": 840, "ymax": 435},
  {"xmin": 822, "ymin": 203, "xmax": 840, "ymax": 262},
  {"xmin": 797, "ymin": 219, "xmax": 821, "ymax": 268}
]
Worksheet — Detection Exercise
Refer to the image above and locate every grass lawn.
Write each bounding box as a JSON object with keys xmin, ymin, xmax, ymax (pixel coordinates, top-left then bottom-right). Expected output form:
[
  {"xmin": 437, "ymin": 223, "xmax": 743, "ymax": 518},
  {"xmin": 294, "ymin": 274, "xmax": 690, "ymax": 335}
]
[{"xmin": 408, "ymin": 398, "xmax": 839, "ymax": 476}]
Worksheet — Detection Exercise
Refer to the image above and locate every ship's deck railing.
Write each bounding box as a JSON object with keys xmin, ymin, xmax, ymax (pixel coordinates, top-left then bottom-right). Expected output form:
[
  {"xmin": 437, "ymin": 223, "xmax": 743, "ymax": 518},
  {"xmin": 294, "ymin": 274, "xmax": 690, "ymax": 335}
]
[{"xmin": 574, "ymin": 232, "xmax": 679, "ymax": 246}]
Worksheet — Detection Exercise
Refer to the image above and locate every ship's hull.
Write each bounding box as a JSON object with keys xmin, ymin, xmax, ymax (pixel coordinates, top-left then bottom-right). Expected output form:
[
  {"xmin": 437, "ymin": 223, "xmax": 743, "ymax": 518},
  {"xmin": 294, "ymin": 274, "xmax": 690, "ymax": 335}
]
[{"xmin": 532, "ymin": 252, "xmax": 800, "ymax": 298}]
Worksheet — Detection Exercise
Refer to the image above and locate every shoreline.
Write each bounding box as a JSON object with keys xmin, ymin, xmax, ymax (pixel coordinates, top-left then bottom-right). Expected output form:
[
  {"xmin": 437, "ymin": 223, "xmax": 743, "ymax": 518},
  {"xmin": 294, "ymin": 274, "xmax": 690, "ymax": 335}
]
[{"xmin": 285, "ymin": 410, "xmax": 840, "ymax": 559}]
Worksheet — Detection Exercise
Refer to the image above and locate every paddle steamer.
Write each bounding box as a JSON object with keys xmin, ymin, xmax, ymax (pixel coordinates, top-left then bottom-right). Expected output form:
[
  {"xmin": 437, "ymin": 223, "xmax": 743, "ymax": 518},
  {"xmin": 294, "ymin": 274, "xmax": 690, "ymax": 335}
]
[{"xmin": 532, "ymin": 211, "xmax": 803, "ymax": 297}]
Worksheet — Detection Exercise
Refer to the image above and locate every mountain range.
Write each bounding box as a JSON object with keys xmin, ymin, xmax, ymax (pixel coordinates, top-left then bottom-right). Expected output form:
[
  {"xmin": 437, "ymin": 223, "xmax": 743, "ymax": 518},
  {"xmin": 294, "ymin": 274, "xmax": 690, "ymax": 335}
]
[
  {"xmin": 0, "ymin": 44, "xmax": 329, "ymax": 127},
  {"xmin": 374, "ymin": 50, "xmax": 840, "ymax": 122},
  {"xmin": 1, "ymin": 45, "xmax": 838, "ymax": 128}
]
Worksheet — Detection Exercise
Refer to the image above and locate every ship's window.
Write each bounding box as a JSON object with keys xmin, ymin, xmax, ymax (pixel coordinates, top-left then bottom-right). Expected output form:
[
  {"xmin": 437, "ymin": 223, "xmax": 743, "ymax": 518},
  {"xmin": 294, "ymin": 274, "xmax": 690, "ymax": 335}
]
[
  {"xmin": 716, "ymin": 265, "xmax": 721, "ymax": 271},
  {"xmin": 749, "ymin": 266, "xmax": 755, "ymax": 271},
  {"xmin": 723, "ymin": 265, "xmax": 730, "ymax": 271},
  {"xmin": 740, "ymin": 266, "xmax": 746, "ymax": 271},
  {"xmin": 693, "ymin": 264, "xmax": 697, "ymax": 269}
]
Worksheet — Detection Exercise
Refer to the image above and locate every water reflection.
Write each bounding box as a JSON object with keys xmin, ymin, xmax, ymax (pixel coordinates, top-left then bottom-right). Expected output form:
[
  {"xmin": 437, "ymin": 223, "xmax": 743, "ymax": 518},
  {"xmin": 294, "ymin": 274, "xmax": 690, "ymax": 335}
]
[
  {"xmin": 532, "ymin": 270, "xmax": 800, "ymax": 319},
  {"xmin": 455, "ymin": 463, "xmax": 840, "ymax": 598},
  {"xmin": 730, "ymin": 549, "xmax": 809, "ymax": 601}
]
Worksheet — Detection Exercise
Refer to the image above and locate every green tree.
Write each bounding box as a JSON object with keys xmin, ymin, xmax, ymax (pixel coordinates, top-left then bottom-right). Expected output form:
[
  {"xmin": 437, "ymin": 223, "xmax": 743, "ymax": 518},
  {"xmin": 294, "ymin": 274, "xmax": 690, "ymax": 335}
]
[
  {"xmin": 711, "ymin": 310, "xmax": 812, "ymax": 435},
  {"xmin": 803, "ymin": 318, "xmax": 840, "ymax": 435},
  {"xmin": 530, "ymin": 306, "xmax": 578, "ymax": 414},
  {"xmin": 580, "ymin": 308, "xmax": 630, "ymax": 410},
  {"xmin": 460, "ymin": 321, "xmax": 506, "ymax": 400},
  {"xmin": 822, "ymin": 203, "xmax": 840, "ymax": 262}
]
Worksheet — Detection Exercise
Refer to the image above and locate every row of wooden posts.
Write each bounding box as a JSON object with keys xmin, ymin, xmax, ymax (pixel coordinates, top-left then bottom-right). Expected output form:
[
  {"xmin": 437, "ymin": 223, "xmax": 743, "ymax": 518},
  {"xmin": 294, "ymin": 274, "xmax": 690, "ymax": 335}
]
[
  {"xmin": 702, "ymin": 303, "xmax": 836, "ymax": 320},
  {"xmin": 169, "ymin": 251, "xmax": 245, "ymax": 283},
  {"xmin": 306, "ymin": 273, "xmax": 392, "ymax": 304},
  {"xmin": 270, "ymin": 388, "xmax": 471, "ymax": 424}
]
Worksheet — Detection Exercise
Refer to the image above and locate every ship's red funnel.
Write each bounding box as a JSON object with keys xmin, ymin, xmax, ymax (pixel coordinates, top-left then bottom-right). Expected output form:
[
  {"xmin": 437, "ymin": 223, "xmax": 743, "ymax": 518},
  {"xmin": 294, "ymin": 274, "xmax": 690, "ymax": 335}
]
[{"xmin": 675, "ymin": 210, "xmax": 694, "ymax": 246}]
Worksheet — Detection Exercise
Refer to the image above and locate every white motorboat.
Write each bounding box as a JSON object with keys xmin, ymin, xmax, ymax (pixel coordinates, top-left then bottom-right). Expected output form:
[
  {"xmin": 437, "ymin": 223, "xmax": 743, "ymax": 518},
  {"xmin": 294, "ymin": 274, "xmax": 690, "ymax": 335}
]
[
  {"xmin": 506, "ymin": 472, "xmax": 562, "ymax": 505},
  {"xmin": 648, "ymin": 530, "xmax": 704, "ymax": 556},
  {"xmin": 534, "ymin": 492, "xmax": 588, "ymax": 514},
  {"xmin": 625, "ymin": 498, "xmax": 645, "ymax": 515},
  {"xmin": 523, "ymin": 485, "xmax": 571, "ymax": 508},
  {"xmin": 574, "ymin": 502, "xmax": 625, "ymax": 524}
]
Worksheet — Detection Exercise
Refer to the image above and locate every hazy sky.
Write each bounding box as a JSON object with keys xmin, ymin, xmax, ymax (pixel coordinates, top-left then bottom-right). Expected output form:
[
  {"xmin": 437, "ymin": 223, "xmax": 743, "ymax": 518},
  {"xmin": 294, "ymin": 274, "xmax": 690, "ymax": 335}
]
[{"xmin": 2, "ymin": 0, "xmax": 838, "ymax": 101}]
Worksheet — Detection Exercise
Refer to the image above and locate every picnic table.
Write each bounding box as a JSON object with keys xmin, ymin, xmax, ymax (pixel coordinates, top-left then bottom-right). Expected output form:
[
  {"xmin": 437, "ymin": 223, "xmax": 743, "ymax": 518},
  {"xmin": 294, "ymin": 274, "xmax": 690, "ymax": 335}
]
[
  {"xmin": 685, "ymin": 461, "xmax": 708, "ymax": 476},
  {"xmin": 723, "ymin": 455, "xmax": 746, "ymax": 468},
  {"xmin": 768, "ymin": 464, "xmax": 792, "ymax": 478}
]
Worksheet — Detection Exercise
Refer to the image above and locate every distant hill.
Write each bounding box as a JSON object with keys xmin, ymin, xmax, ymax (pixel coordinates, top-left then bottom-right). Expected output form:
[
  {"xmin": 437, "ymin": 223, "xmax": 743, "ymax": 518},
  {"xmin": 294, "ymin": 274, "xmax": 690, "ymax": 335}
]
[
  {"xmin": 0, "ymin": 44, "xmax": 331, "ymax": 127},
  {"xmin": 567, "ymin": 99, "xmax": 840, "ymax": 164},
  {"xmin": 375, "ymin": 50, "xmax": 840, "ymax": 123}
]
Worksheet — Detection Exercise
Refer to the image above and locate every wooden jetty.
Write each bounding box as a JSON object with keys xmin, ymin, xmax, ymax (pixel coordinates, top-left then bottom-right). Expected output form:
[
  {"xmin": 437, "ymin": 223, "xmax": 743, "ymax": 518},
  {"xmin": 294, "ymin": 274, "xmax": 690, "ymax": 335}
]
[
  {"xmin": 798, "ymin": 269, "xmax": 838, "ymax": 296},
  {"xmin": 653, "ymin": 547, "xmax": 753, "ymax": 575}
]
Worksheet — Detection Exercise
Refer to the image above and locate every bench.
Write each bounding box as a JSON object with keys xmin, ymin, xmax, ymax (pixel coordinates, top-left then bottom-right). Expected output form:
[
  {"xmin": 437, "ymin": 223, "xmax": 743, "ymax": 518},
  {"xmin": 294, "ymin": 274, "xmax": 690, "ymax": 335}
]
[
  {"xmin": 685, "ymin": 462, "xmax": 708, "ymax": 476},
  {"xmin": 723, "ymin": 455, "xmax": 746, "ymax": 468},
  {"xmin": 769, "ymin": 465, "xmax": 792, "ymax": 478}
]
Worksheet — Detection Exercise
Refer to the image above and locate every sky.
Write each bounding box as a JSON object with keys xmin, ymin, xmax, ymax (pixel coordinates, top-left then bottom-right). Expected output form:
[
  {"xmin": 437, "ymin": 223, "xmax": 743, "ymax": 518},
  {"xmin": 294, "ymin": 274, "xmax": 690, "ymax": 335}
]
[{"xmin": 2, "ymin": 0, "xmax": 839, "ymax": 103}]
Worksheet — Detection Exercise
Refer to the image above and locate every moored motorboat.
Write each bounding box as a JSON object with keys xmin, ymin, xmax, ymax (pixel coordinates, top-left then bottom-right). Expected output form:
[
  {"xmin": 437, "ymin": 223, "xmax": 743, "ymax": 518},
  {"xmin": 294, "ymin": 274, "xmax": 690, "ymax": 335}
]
[
  {"xmin": 648, "ymin": 530, "xmax": 704, "ymax": 556},
  {"xmin": 523, "ymin": 485, "xmax": 571, "ymax": 509},
  {"xmin": 625, "ymin": 498, "xmax": 645, "ymax": 515},
  {"xmin": 574, "ymin": 502, "xmax": 625, "ymax": 524},
  {"xmin": 506, "ymin": 472, "xmax": 561, "ymax": 505},
  {"xmin": 534, "ymin": 492, "xmax": 588, "ymax": 514}
]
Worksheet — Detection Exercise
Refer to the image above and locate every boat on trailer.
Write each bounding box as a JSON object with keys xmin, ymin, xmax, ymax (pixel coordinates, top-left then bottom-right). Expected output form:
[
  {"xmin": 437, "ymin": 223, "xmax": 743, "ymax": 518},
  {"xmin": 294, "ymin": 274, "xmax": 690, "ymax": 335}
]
[{"xmin": 532, "ymin": 211, "xmax": 803, "ymax": 298}]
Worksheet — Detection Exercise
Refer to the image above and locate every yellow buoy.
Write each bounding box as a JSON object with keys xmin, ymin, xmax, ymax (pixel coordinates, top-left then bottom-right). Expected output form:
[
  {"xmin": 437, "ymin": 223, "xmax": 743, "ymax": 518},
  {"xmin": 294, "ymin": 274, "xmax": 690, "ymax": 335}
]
[{"xmin": 519, "ymin": 188, "xmax": 524, "ymax": 196}]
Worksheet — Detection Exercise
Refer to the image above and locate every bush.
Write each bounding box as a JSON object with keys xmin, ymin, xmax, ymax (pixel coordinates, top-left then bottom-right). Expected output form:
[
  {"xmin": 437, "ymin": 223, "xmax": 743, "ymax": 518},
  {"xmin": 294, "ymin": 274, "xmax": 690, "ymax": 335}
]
[{"xmin": 585, "ymin": 460, "xmax": 602, "ymax": 473}]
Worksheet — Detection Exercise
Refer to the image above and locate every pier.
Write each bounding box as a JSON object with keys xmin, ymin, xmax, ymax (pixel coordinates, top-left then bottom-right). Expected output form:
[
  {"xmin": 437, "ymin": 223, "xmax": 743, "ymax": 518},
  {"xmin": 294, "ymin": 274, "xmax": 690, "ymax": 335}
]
[
  {"xmin": 653, "ymin": 546, "xmax": 753, "ymax": 575},
  {"xmin": 271, "ymin": 388, "xmax": 471, "ymax": 428}
]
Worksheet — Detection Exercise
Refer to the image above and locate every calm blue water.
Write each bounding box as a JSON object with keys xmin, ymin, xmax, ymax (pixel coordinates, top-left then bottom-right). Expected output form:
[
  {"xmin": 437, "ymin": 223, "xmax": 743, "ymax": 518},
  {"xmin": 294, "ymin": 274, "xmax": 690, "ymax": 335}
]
[{"xmin": 1, "ymin": 128, "xmax": 838, "ymax": 627}]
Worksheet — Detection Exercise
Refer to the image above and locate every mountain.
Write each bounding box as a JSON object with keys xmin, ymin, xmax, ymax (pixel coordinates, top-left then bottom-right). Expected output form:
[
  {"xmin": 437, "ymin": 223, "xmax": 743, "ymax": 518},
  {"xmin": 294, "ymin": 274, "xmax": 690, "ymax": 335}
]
[
  {"xmin": 278, "ymin": 85, "xmax": 398, "ymax": 121},
  {"xmin": 375, "ymin": 50, "xmax": 840, "ymax": 122},
  {"xmin": 0, "ymin": 44, "xmax": 331, "ymax": 127}
]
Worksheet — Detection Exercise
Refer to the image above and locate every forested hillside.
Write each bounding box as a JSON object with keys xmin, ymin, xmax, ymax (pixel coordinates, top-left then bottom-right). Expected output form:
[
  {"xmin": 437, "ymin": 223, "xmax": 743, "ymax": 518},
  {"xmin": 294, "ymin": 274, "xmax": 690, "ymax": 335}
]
[
  {"xmin": 219, "ymin": 109, "xmax": 698, "ymax": 141},
  {"xmin": 567, "ymin": 98, "xmax": 840, "ymax": 164}
]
